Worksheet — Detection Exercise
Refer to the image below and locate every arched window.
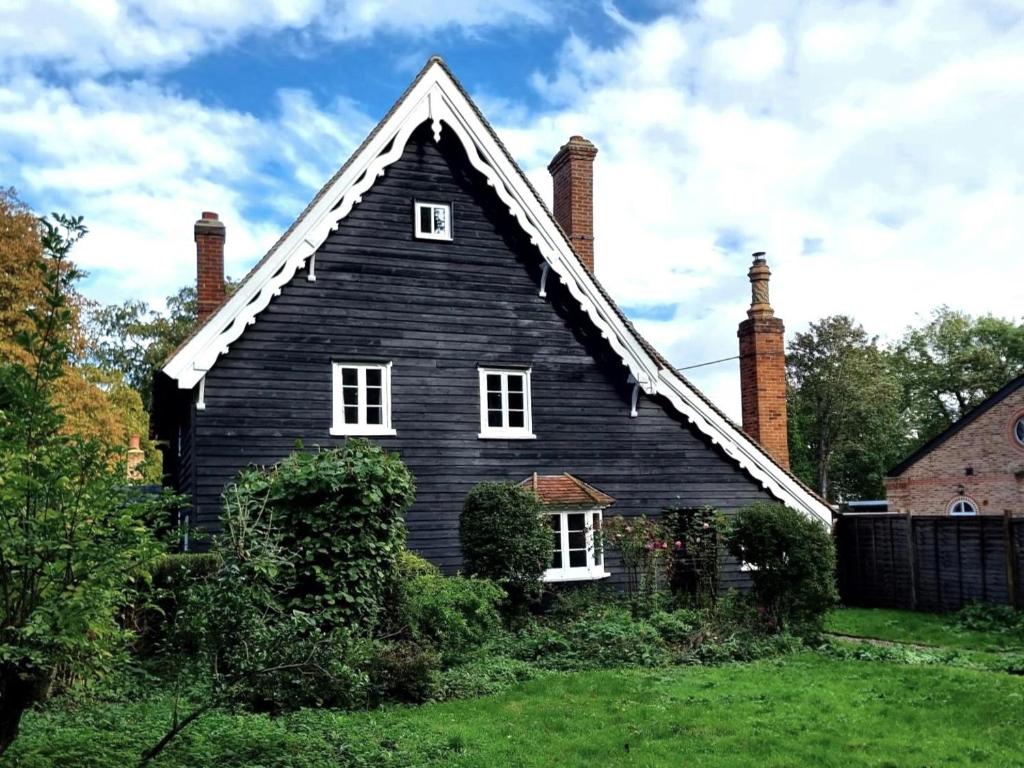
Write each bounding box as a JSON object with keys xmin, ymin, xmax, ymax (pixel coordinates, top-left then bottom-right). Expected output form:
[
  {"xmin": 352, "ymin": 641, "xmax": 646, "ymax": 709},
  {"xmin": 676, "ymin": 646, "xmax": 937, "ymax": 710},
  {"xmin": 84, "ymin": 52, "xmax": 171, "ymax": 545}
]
[
  {"xmin": 1014, "ymin": 415, "xmax": 1024, "ymax": 447},
  {"xmin": 947, "ymin": 497, "xmax": 978, "ymax": 516}
]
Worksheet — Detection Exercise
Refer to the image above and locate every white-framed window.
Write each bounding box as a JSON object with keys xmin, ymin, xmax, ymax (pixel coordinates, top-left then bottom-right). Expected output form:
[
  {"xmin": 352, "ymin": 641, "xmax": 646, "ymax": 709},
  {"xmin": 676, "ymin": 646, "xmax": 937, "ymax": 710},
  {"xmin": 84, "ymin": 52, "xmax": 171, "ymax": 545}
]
[
  {"xmin": 947, "ymin": 497, "xmax": 978, "ymax": 516},
  {"xmin": 413, "ymin": 201, "xmax": 452, "ymax": 240},
  {"xmin": 330, "ymin": 362, "xmax": 396, "ymax": 436},
  {"xmin": 1014, "ymin": 415, "xmax": 1024, "ymax": 447},
  {"xmin": 544, "ymin": 509, "xmax": 609, "ymax": 582},
  {"xmin": 478, "ymin": 367, "xmax": 534, "ymax": 439}
]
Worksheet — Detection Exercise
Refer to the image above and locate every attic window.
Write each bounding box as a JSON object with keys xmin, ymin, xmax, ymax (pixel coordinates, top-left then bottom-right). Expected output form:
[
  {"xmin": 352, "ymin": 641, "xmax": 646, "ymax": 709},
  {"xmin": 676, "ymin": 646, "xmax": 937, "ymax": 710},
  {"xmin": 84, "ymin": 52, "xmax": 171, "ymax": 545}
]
[{"xmin": 414, "ymin": 201, "xmax": 452, "ymax": 240}]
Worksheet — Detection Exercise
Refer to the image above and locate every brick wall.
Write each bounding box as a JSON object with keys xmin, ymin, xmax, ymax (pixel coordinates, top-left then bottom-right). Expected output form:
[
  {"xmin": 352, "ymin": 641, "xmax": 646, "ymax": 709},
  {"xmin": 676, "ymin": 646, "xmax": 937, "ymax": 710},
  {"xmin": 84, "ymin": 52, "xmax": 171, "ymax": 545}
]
[{"xmin": 885, "ymin": 386, "xmax": 1024, "ymax": 515}]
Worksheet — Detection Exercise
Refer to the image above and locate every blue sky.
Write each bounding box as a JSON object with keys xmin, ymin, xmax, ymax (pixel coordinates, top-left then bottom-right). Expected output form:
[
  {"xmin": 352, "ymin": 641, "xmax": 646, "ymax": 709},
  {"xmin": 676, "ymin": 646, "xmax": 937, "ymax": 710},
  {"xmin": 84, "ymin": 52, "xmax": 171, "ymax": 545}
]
[{"xmin": 2, "ymin": 0, "xmax": 1023, "ymax": 418}]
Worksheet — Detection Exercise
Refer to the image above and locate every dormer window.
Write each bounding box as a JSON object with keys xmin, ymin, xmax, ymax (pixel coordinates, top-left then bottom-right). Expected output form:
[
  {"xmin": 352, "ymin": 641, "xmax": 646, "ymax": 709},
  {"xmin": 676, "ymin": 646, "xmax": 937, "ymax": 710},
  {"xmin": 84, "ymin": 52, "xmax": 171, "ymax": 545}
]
[{"xmin": 414, "ymin": 201, "xmax": 452, "ymax": 240}]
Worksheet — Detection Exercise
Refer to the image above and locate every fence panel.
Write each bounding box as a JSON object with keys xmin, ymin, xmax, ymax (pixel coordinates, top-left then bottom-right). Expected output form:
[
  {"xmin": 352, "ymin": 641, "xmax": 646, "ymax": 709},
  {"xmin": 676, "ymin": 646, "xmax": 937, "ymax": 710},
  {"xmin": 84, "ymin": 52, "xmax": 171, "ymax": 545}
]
[{"xmin": 836, "ymin": 513, "xmax": 1022, "ymax": 612}]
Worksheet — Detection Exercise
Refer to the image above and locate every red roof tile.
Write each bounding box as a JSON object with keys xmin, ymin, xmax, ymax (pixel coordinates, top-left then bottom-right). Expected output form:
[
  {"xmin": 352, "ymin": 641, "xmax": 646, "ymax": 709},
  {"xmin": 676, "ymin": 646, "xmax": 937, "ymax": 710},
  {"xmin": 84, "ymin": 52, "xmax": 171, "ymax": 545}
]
[{"xmin": 519, "ymin": 473, "xmax": 615, "ymax": 508}]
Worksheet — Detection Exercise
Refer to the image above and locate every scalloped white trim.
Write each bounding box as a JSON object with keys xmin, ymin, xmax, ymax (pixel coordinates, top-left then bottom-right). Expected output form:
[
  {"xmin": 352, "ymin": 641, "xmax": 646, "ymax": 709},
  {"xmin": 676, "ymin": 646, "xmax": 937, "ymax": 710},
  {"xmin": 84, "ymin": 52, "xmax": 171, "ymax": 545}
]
[{"xmin": 162, "ymin": 61, "xmax": 832, "ymax": 525}]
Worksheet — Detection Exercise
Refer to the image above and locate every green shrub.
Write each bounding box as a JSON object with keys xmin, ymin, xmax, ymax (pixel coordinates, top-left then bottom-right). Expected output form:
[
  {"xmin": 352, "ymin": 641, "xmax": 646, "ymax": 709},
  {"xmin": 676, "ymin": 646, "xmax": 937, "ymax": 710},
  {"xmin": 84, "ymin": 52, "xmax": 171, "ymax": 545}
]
[
  {"xmin": 437, "ymin": 656, "xmax": 540, "ymax": 699},
  {"xmin": 459, "ymin": 482, "xmax": 550, "ymax": 606},
  {"xmin": 648, "ymin": 609, "xmax": 701, "ymax": 646},
  {"xmin": 955, "ymin": 603, "xmax": 1024, "ymax": 634},
  {"xmin": 397, "ymin": 550, "xmax": 442, "ymax": 579},
  {"xmin": 726, "ymin": 502, "xmax": 837, "ymax": 633},
  {"xmin": 226, "ymin": 440, "xmax": 416, "ymax": 631},
  {"xmin": 129, "ymin": 553, "xmax": 221, "ymax": 654},
  {"xmin": 368, "ymin": 641, "xmax": 441, "ymax": 704},
  {"xmin": 401, "ymin": 574, "xmax": 503, "ymax": 663}
]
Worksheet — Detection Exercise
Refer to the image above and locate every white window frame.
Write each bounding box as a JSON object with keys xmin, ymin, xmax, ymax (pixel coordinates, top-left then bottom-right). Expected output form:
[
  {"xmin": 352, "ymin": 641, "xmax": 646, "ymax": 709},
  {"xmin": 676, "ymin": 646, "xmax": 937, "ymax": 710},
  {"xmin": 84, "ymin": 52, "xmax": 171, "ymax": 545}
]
[
  {"xmin": 330, "ymin": 362, "xmax": 396, "ymax": 436},
  {"xmin": 544, "ymin": 508, "xmax": 610, "ymax": 583},
  {"xmin": 413, "ymin": 201, "xmax": 453, "ymax": 241},
  {"xmin": 947, "ymin": 497, "xmax": 978, "ymax": 517},
  {"xmin": 478, "ymin": 367, "xmax": 535, "ymax": 439}
]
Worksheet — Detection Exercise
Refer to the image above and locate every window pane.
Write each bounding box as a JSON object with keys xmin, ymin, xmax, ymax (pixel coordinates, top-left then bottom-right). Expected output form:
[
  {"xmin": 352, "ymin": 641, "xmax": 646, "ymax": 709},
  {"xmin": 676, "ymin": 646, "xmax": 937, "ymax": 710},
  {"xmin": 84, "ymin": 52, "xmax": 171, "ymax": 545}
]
[
  {"xmin": 366, "ymin": 406, "xmax": 383, "ymax": 425},
  {"xmin": 551, "ymin": 551, "xmax": 562, "ymax": 569},
  {"xmin": 593, "ymin": 513, "xmax": 603, "ymax": 566},
  {"xmin": 569, "ymin": 550, "xmax": 587, "ymax": 568},
  {"xmin": 487, "ymin": 410, "xmax": 503, "ymax": 428},
  {"xmin": 507, "ymin": 375, "xmax": 524, "ymax": 393},
  {"xmin": 342, "ymin": 387, "xmax": 359, "ymax": 407},
  {"xmin": 487, "ymin": 392, "xmax": 502, "ymax": 410},
  {"xmin": 341, "ymin": 367, "xmax": 357, "ymax": 387},
  {"xmin": 366, "ymin": 387, "xmax": 382, "ymax": 407},
  {"xmin": 344, "ymin": 405, "xmax": 358, "ymax": 423},
  {"xmin": 419, "ymin": 206, "xmax": 431, "ymax": 233},
  {"xmin": 508, "ymin": 391, "xmax": 524, "ymax": 411},
  {"xmin": 568, "ymin": 531, "xmax": 585, "ymax": 549},
  {"xmin": 567, "ymin": 513, "xmax": 585, "ymax": 531},
  {"xmin": 433, "ymin": 206, "xmax": 447, "ymax": 233},
  {"xmin": 508, "ymin": 410, "xmax": 525, "ymax": 428},
  {"xmin": 366, "ymin": 368, "xmax": 382, "ymax": 387},
  {"xmin": 486, "ymin": 374, "xmax": 501, "ymax": 393},
  {"xmin": 550, "ymin": 516, "xmax": 562, "ymax": 569}
]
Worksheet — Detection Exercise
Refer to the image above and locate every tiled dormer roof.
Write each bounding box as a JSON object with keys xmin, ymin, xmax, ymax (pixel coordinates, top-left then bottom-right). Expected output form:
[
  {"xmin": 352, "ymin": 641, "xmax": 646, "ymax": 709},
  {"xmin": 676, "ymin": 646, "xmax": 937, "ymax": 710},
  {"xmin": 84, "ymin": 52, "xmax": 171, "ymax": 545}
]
[{"xmin": 519, "ymin": 473, "xmax": 615, "ymax": 508}]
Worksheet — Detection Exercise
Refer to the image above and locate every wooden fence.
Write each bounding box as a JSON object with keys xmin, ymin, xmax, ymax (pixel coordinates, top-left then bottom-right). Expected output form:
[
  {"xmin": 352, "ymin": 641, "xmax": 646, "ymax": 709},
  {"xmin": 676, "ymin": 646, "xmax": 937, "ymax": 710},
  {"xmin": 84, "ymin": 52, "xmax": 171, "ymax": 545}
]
[{"xmin": 835, "ymin": 512, "xmax": 1024, "ymax": 612}]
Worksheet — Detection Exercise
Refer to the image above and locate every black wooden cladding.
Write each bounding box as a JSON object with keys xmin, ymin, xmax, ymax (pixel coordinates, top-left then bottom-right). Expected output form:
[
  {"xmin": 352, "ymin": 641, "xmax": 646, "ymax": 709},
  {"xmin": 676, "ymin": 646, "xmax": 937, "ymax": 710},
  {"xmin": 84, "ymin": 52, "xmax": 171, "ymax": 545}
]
[
  {"xmin": 164, "ymin": 122, "xmax": 778, "ymax": 588},
  {"xmin": 836, "ymin": 513, "xmax": 1023, "ymax": 611}
]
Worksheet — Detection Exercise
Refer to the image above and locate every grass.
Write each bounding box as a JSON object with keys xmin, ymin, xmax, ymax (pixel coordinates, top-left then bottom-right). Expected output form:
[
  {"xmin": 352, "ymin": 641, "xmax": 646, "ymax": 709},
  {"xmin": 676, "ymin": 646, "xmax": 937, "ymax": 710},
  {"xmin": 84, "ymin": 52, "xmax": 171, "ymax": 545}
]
[
  {"xmin": 5, "ymin": 653, "xmax": 1024, "ymax": 767},
  {"xmin": 826, "ymin": 607, "xmax": 1024, "ymax": 652}
]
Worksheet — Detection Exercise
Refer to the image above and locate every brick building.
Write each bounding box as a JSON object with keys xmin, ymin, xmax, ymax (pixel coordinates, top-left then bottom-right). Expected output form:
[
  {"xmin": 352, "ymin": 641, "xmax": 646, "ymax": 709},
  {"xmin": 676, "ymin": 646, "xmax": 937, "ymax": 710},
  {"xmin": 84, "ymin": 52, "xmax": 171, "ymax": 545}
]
[{"xmin": 885, "ymin": 373, "xmax": 1024, "ymax": 516}]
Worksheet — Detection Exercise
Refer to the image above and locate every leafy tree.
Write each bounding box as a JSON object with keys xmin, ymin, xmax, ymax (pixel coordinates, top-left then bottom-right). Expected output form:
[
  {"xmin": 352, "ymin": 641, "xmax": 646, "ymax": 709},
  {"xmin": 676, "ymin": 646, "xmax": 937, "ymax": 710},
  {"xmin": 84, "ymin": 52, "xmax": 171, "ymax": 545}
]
[
  {"xmin": 894, "ymin": 307, "xmax": 1024, "ymax": 444},
  {"xmin": 787, "ymin": 316, "xmax": 907, "ymax": 501},
  {"xmin": 0, "ymin": 189, "xmax": 155, "ymax": 475},
  {"xmin": 0, "ymin": 214, "xmax": 165, "ymax": 755},
  {"xmin": 88, "ymin": 281, "xmax": 236, "ymax": 412}
]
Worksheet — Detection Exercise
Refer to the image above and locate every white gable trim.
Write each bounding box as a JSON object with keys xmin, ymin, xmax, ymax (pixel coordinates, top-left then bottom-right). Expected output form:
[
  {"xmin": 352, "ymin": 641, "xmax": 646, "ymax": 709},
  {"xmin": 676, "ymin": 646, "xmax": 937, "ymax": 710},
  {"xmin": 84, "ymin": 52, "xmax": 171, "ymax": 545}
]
[{"xmin": 161, "ymin": 59, "xmax": 832, "ymax": 524}]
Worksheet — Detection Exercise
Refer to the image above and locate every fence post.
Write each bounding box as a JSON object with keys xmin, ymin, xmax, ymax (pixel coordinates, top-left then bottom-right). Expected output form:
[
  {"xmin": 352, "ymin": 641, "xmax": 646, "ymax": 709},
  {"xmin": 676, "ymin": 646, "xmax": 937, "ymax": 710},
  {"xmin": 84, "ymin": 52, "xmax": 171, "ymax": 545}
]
[
  {"xmin": 1005, "ymin": 511, "xmax": 1019, "ymax": 609},
  {"xmin": 905, "ymin": 511, "xmax": 918, "ymax": 610}
]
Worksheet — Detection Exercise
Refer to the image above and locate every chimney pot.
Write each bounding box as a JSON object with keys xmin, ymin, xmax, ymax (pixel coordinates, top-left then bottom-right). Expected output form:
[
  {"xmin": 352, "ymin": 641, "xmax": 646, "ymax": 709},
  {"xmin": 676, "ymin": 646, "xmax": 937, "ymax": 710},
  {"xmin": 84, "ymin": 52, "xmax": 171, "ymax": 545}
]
[
  {"xmin": 548, "ymin": 135, "xmax": 598, "ymax": 273},
  {"xmin": 195, "ymin": 210, "xmax": 226, "ymax": 323}
]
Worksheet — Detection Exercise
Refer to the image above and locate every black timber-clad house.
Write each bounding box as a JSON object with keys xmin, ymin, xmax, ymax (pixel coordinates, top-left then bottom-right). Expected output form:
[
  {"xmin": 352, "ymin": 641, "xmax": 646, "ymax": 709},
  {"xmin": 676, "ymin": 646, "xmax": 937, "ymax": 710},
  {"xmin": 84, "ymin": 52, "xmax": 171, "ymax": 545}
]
[{"xmin": 152, "ymin": 57, "xmax": 831, "ymax": 588}]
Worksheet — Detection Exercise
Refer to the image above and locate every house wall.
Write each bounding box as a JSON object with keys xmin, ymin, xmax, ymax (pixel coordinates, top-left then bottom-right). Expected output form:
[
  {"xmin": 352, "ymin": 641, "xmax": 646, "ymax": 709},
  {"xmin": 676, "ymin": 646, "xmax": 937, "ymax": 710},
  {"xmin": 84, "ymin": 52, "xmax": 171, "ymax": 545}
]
[
  {"xmin": 885, "ymin": 386, "xmax": 1024, "ymax": 516},
  {"xmin": 186, "ymin": 122, "xmax": 776, "ymax": 587}
]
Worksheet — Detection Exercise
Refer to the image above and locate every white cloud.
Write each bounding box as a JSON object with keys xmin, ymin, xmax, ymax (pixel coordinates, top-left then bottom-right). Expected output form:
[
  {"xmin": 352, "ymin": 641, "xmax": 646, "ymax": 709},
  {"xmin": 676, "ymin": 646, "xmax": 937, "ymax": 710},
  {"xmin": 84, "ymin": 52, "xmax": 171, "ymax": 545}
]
[
  {"xmin": 0, "ymin": 0, "xmax": 552, "ymax": 75},
  {"xmin": 0, "ymin": 75, "xmax": 374, "ymax": 309},
  {"xmin": 3, "ymin": 0, "xmax": 1024, "ymax": 428},
  {"xmin": 505, "ymin": 0, "xmax": 1024, "ymax": 418}
]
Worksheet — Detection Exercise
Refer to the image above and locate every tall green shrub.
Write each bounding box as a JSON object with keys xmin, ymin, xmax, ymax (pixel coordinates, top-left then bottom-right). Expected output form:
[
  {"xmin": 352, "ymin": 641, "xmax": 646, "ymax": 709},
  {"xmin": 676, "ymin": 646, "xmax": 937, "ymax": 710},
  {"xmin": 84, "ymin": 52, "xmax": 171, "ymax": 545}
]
[
  {"xmin": 726, "ymin": 502, "xmax": 837, "ymax": 633},
  {"xmin": 0, "ymin": 215, "xmax": 165, "ymax": 755},
  {"xmin": 227, "ymin": 440, "xmax": 415, "ymax": 631},
  {"xmin": 459, "ymin": 482, "xmax": 550, "ymax": 605}
]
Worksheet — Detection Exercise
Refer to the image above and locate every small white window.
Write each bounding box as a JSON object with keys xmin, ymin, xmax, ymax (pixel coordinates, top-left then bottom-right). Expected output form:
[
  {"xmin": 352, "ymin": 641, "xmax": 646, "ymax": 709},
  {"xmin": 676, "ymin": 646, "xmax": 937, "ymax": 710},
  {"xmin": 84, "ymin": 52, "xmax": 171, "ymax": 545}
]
[
  {"xmin": 414, "ymin": 201, "xmax": 452, "ymax": 240},
  {"xmin": 948, "ymin": 497, "xmax": 978, "ymax": 516},
  {"xmin": 330, "ymin": 362, "xmax": 396, "ymax": 436},
  {"xmin": 545, "ymin": 509, "xmax": 608, "ymax": 582},
  {"xmin": 478, "ymin": 367, "xmax": 534, "ymax": 439},
  {"xmin": 1014, "ymin": 416, "xmax": 1024, "ymax": 447}
]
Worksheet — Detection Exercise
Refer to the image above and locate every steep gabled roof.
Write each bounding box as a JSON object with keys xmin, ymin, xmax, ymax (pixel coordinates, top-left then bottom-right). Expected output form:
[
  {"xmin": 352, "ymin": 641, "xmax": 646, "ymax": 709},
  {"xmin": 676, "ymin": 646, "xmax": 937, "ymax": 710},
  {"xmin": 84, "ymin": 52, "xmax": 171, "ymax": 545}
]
[
  {"xmin": 160, "ymin": 56, "xmax": 832, "ymax": 525},
  {"xmin": 520, "ymin": 473, "xmax": 616, "ymax": 508},
  {"xmin": 888, "ymin": 372, "xmax": 1024, "ymax": 477}
]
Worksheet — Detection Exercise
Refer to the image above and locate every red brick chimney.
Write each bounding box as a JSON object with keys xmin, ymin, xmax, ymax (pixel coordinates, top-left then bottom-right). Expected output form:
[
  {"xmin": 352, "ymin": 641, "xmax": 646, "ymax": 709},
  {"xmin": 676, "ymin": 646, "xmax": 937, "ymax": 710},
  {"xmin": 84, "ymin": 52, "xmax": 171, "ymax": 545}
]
[
  {"xmin": 548, "ymin": 136, "xmax": 598, "ymax": 273},
  {"xmin": 737, "ymin": 252, "xmax": 790, "ymax": 468},
  {"xmin": 195, "ymin": 211, "xmax": 225, "ymax": 323}
]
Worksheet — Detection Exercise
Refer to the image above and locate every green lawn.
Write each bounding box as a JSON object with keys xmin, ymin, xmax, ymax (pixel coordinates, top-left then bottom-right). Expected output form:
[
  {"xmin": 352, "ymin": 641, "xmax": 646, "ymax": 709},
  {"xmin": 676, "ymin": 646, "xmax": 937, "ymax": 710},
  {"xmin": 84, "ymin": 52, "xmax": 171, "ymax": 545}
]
[
  {"xmin": 6, "ymin": 653, "xmax": 1024, "ymax": 767},
  {"xmin": 826, "ymin": 607, "xmax": 1024, "ymax": 652}
]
